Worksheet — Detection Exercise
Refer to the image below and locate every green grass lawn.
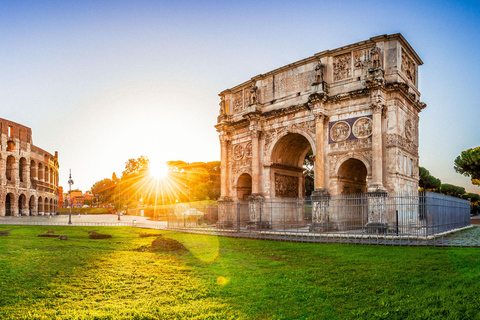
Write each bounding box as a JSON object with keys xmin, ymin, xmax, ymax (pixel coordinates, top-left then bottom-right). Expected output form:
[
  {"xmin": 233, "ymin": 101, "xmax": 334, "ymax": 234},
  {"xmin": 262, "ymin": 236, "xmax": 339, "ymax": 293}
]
[{"xmin": 0, "ymin": 226, "xmax": 479, "ymax": 319}]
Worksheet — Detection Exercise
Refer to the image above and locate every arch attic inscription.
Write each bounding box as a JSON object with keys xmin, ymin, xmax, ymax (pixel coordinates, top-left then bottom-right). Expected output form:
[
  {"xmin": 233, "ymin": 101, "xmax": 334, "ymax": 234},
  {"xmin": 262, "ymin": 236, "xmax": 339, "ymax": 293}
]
[{"xmin": 215, "ymin": 34, "xmax": 426, "ymax": 227}]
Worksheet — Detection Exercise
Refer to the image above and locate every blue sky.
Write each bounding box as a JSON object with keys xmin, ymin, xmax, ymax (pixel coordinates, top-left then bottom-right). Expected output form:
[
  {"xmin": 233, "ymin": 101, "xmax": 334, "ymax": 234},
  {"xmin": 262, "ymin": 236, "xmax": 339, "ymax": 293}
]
[{"xmin": 1, "ymin": 0, "xmax": 479, "ymax": 193}]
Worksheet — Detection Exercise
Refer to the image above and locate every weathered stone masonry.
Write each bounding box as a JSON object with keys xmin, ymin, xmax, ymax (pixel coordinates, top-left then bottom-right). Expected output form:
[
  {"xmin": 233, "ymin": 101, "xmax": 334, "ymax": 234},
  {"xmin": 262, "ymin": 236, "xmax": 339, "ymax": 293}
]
[
  {"xmin": 0, "ymin": 118, "xmax": 59, "ymax": 216},
  {"xmin": 215, "ymin": 34, "xmax": 426, "ymax": 205}
]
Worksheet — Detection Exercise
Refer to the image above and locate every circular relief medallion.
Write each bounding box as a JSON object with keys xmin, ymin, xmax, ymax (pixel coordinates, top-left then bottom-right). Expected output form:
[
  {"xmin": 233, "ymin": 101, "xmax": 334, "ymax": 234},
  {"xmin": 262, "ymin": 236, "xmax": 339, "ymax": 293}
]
[
  {"xmin": 244, "ymin": 142, "xmax": 252, "ymax": 158},
  {"xmin": 405, "ymin": 119, "xmax": 413, "ymax": 141},
  {"xmin": 233, "ymin": 144, "xmax": 244, "ymax": 160},
  {"xmin": 352, "ymin": 117, "xmax": 372, "ymax": 139},
  {"xmin": 330, "ymin": 121, "xmax": 351, "ymax": 142}
]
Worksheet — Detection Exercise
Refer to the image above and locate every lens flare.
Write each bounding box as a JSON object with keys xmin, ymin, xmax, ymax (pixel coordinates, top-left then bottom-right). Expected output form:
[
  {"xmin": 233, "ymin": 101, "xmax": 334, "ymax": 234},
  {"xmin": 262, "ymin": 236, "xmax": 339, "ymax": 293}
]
[{"xmin": 149, "ymin": 161, "xmax": 168, "ymax": 179}]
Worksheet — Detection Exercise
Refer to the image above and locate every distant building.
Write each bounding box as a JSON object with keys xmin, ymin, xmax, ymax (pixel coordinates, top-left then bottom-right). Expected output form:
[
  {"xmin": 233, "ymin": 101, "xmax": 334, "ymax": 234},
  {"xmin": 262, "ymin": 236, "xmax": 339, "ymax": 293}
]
[
  {"xmin": 58, "ymin": 186, "xmax": 63, "ymax": 208},
  {"xmin": 0, "ymin": 118, "xmax": 59, "ymax": 216}
]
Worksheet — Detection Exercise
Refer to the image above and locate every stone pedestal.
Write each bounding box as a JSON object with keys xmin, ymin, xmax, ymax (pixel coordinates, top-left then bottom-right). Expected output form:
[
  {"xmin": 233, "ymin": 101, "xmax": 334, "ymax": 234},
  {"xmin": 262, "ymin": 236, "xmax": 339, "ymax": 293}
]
[
  {"xmin": 217, "ymin": 197, "xmax": 234, "ymax": 228},
  {"xmin": 309, "ymin": 188, "xmax": 331, "ymax": 232},
  {"xmin": 366, "ymin": 191, "xmax": 389, "ymax": 233}
]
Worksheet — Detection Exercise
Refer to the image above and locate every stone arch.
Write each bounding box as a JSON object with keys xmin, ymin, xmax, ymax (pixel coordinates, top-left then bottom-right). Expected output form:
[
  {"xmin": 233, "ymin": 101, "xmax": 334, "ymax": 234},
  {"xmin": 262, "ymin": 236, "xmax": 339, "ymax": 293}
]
[
  {"xmin": 18, "ymin": 194, "xmax": 27, "ymax": 216},
  {"xmin": 38, "ymin": 163, "xmax": 44, "ymax": 181},
  {"xmin": 5, "ymin": 193, "xmax": 14, "ymax": 216},
  {"xmin": 337, "ymin": 158, "xmax": 369, "ymax": 194},
  {"xmin": 50, "ymin": 168, "xmax": 53, "ymax": 184},
  {"xmin": 269, "ymin": 132, "xmax": 314, "ymax": 199},
  {"xmin": 6, "ymin": 140, "xmax": 15, "ymax": 152},
  {"xmin": 44, "ymin": 197, "xmax": 50, "ymax": 214},
  {"xmin": 50, "ymin": 198, "xmax": 54, "ymax": 214},
  {"xmin": 38, "ymin": 196, "xmax": 44, "ymax": 215},
  {"xmin": 236, "ymin": 173, "xmax": 252, "ymax": 200},
  {"xmin": 6, "ymin": 155, "xmax": 15, "ymax": 181},
  {"xmin": 30, "ymin": 160, "xmax": 37, "ymax": 180},
  {"xmin": 265, "ymin": 129, "xmax": 315, "ymax": 164},
  {"xmin": 333, "ymin": 153, "xmax": 372, "ymax": 179},
  {"xmin": 29, "ymin": 195, "xmax": 36, "ymax": 216},
  {"xmin": 19, "ymin": 157, "xmax": 27, "ymax": 183},
  {"xmin": 44, "ymin": 166, "xmax": 49, "ymax": 183}
]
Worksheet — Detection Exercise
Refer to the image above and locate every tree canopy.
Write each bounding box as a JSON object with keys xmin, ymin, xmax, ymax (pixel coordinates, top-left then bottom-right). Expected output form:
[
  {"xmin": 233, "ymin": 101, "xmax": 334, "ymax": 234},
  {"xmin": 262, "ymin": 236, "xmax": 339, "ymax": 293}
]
[
  {"xmin": 454, "ymin": 146, "xmax": 480, "ymax": 186},
  {"xmin": 419, "ymin": 167, "xmax": 441, "ymax": 191}
]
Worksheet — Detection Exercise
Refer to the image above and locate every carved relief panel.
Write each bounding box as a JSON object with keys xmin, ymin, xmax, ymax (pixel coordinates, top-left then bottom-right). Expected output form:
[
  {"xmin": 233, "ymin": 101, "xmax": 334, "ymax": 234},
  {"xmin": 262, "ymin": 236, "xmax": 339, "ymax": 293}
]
[
  {"xmin": 333, "ymin": 53, "xmax": 351, "ymax": 81},
  {"xmin": 275, "ymin": 173, "xmax": 299, "ymax": 198},
  {"xmin": 352, "ymin": 117, "xmax": 372, "ymax": 139},
  {"xmin": 232, "ymin": 91, "xmax": 244, "ymax": 114},
  {"xmin": 353, "ymin": 49, "xmax": 369, "ymax": 77},
  {"xmin": 329, "ymin": 115, "xmax": 372, "ymax": 144},
  {"xmin": 233, "ymin": 144, "xmax": 244, "ymax": 161},
  {"xmin": 330, "ymin": 121, "xmax": 351, "ymax": 142},
  {"xmin": 401, "ymin": 48, "xmax": 416, "ymax": 84}
]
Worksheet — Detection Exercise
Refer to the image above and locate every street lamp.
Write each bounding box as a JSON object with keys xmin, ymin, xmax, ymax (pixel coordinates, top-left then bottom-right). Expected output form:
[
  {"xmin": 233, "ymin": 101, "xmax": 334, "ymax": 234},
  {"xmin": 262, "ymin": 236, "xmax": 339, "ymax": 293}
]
[{"xmin": 68, "ymin": 169, "xmax": 74, "ymax": 225}]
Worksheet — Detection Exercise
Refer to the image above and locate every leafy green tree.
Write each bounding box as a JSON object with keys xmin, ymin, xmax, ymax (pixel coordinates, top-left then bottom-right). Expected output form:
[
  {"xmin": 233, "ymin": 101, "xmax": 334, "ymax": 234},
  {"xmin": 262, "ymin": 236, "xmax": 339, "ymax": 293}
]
[
  {"xmin": 91, "ymin": 178, "xmax": 116, "ymax": 204},
  {"xmin": 454, "ymin": 146, "xmax": 480, "ymax": 186},
  {"xmin": 440, "ymin": 184, "xmax": 465, "ymax": 198},
  {"xmin": 419, "ymin": 167, "xmax": 441, "ymax": 191},
  {"xmin": 462, "ymin": 193, "xmax": 480, "ymax": 203}
]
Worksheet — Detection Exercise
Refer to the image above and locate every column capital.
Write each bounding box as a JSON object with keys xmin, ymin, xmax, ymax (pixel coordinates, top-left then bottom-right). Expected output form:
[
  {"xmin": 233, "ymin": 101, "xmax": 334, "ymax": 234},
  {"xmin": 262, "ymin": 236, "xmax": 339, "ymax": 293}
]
[
  {"xmin": 219, "ymin": 133, "xmax": 230, "ymax": 144},
  {"xmin": 370, "ymin": 103, "xmax": 384, "ymax": 114},
  {"xmin": 250, "ymin": 129, "xmax": 261, "ymax": 139},
  {"xmin": 314, "ymin": 113, "xmax": 329, "ymax": 123},
  {"xmin": 307, "ymin": 92, "xmax": 328, "ymax": 109}
]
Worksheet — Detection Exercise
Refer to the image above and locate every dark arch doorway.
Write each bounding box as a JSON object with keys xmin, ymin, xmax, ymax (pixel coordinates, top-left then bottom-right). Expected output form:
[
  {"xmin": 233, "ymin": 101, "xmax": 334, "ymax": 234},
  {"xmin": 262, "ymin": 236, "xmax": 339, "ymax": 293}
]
[
  {"xmin": 237, "ymin": 173, "xmax": 252, "ymax": 200},
  {"xmin": 18, "ymin": 194, "xmax": 26, "ymax": 216},
  {"xmin": 29, "ymin": 196, "xmax": 36, "ymax": 216},
  {"xmin": 5, "ymin": 194, "xmax": 14, "ymax": 216},
  {"xmin": 338, "ymin": 158, "xmax": 368, "ymax": 194},
  {"xmin": 270, "ymin": 133, "xmax": 313, "ymax": 199},
  {"xmin": 337, "ymin": 158, "xmax": 368, "ymax": 230}
]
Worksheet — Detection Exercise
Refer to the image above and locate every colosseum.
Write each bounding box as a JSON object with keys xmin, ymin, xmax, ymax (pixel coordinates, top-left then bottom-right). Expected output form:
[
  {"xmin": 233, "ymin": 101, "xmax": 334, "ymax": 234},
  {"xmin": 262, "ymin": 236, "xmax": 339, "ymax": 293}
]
[{"xmin": 0, "ymin": 118, "xmax": 59, "ymax": 216}]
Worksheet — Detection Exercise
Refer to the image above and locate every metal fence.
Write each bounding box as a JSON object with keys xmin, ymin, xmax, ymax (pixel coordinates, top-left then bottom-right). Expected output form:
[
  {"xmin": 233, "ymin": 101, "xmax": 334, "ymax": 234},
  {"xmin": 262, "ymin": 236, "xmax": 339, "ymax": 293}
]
[{"xmin": 213, "ymin": 191, "xmax": 470, "ymax": 238}]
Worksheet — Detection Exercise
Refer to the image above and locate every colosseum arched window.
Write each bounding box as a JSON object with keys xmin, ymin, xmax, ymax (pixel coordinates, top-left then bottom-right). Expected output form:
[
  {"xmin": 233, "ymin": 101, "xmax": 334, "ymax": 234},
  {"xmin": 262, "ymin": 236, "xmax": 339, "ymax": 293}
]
[
  {"xmin": 38, "ymin": 163, "xmax": 43, "ymax": 181},
  {"xmin": 30, "ymin": 160, "xmax": 36, "ymax": 180},
  {"xmin": 19, "ymin": 157, "xmax": 27, "ymax": 183},
  {"xmin": 6, "ymin": 156, "xmax": 15, "ymax": 181},
  {"xmin": 6, "ymin": 141, "xmax": 15, "ymax": 152},
  {"xmin": 44, "ymin": 166, "xmax": 49, "ymax": 183}
]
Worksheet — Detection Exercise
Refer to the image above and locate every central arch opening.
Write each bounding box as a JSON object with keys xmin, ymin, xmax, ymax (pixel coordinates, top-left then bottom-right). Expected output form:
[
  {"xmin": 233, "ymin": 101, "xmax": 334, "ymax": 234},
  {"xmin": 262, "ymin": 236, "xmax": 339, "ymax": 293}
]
[{"xmin": 270, "ymin": 133, "xmax": 313, "ymax": 199}]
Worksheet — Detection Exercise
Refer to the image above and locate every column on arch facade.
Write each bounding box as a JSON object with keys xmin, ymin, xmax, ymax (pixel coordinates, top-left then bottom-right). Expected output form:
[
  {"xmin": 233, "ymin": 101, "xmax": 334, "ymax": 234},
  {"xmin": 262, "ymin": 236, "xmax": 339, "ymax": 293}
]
[
  {"xmin": 369, "ymin": 103, "xmax": 386, "ymax": 192},
  {"xmin": 314, "ymin": 114, "xmax": 327, "ymax": 191},
  {"xmin": 219, "ymin": 133, "xmax": 229, "ymax": 199},
  {"xmin": 250, "ymin": 129, "xmax": 261, "ymax": 195}
]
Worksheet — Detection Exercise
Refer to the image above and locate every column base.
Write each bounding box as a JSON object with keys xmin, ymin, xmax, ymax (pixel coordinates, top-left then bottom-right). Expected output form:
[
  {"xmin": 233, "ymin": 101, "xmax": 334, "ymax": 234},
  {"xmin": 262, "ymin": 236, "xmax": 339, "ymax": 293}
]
[
  {"xmin": 367, "ymin": 184, "xmax": 387, "ymax": 194},
  {"xmin": 248, "ymin": 193, "xmax": 264, "ymax": 201},
  {"xmin": 311, "ymin": 188, "xmax": 329, "ymax": 199},
  {"xmin": 217, "ymin": 196, "xmax": 233, "ymax": 203}
]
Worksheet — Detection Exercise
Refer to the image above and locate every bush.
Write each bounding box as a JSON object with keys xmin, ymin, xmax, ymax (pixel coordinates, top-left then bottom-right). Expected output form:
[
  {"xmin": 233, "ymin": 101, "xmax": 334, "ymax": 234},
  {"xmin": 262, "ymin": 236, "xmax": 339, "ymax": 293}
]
[{"xmin": 87, "ymin": 231, "xmax": 112, "ymax": 239}]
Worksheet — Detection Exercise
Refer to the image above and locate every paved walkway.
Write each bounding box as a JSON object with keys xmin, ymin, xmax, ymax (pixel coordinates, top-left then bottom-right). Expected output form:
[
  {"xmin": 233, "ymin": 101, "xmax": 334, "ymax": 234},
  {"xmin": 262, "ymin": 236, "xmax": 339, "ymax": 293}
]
[
  {"xmin": 1, "ymin": 215, "xmax": 479, "ymax": 247},
  {"xmin": 0, "ymin": 214, "xmax": 168, "ymax": 228}
]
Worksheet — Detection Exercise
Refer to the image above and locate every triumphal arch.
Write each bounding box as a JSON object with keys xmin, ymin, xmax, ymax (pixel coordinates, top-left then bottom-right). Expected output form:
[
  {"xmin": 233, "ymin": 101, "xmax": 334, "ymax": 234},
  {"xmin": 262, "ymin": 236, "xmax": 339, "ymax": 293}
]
[{"xmin": 215, "ymin": 34, "xmax": 426, "ymax": 227}]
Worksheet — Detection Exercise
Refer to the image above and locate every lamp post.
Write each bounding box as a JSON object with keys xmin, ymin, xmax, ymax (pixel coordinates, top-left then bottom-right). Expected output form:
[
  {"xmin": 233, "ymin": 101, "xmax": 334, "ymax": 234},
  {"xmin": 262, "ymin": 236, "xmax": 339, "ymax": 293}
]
[
  {"xmin": 68, "ymin": 170, "xmax": 74, "ymax": 225},
  {"xmin": 118, "ymin": 180, "xmax": 121, "ymax": 221}
]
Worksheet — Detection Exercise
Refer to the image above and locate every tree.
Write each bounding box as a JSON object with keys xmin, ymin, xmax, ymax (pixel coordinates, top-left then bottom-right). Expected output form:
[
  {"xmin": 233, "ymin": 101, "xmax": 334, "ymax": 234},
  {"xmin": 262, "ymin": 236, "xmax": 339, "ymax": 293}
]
[
  {"xmin": 122, "ymin": 156, "xmax": 150, "ymax": 177},
  {"xmin": 419, "ymin": 167, "xmax": 441, "ymax": 191},
  {"xmin": 454, "ymin": 146, "xmax": 480, "ymax": 186},
  {"xmin": 91, "ymin": 178, "xmax": 116, "ymax": 204},
  {"xmin": 440, "ymin": 184, "xmax": 465, "ymax": 198}
]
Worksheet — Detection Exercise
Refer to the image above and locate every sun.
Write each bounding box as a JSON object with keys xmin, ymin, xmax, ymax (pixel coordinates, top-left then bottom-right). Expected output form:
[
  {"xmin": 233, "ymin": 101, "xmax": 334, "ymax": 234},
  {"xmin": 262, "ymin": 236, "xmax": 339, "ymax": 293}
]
[{"xmin": 149, "ymin": 161, "xmax": 169, "ymax": 180}]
